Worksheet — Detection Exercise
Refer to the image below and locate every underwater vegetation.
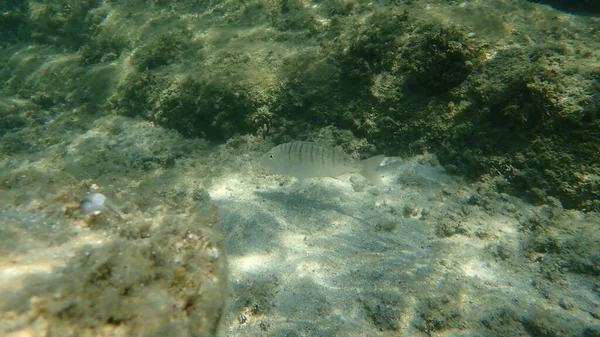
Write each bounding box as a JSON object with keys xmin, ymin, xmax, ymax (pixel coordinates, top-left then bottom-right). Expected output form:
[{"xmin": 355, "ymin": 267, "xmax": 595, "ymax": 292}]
[
  {"xmin": 0, "ymin": 166, "xmax": 228, "ymax": 336},
  {"xmin": 103, "ymin": 1, "xmax": 599, "ymax": 212},
  {"xmin": 3, "ymin": 0, "xmax": 596, "ymax": 211}
]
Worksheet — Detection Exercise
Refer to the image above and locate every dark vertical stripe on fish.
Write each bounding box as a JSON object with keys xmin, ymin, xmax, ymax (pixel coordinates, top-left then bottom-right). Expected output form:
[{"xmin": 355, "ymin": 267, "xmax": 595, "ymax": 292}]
[
  {"xmin": 331, "ymin": 148, "xmax": 335, "ymax": 166},
  {"xmin": 320, "ymin": 145, "xmax": 325, "ymax": 165},
  {"xmin": 298, "ymin": 142, "xmax": 304, "ymax": 164},
  {"xmin": 309, "ymin": 143, "xmax": 314, "ymax": 164},
  {"xmin": 282, "ymin": 142, "xmax": 286, "ymax": 161}
]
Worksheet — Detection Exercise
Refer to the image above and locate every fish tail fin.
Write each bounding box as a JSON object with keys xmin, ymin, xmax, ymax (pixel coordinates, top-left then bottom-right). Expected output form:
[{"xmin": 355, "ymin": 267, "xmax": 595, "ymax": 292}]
[{"xmin": 360, "ymin": 155, "xmax": 385, "ymax": 185}]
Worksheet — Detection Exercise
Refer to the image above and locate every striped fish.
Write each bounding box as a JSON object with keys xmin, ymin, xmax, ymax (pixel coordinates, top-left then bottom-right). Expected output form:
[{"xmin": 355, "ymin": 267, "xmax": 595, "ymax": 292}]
[{"xmin": 260, "ymin": 141, "xmax": 384, "ymax": 185}]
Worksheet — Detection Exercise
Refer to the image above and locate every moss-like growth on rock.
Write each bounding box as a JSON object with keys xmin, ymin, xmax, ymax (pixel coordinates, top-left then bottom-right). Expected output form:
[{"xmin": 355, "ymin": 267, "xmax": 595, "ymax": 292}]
[
  {"xmin": 132, "ymin": 31, "xmax": 192, "ymax": 70},
  {"xmin": 439, "ymin": 46, "xmax": 599, "ymax": 211},
  {"xmin": 3, "ymin": 0, "xmax": 599, "ymax": 211},
  {"xmin": 26, "ymin": 0, "xmax": 105, "ymax": 49},
  {"xmin": 339, "ymin": 10, "xmax": 412, "ymax": 87},
  {"xmin": 401, "ymin": 23, "xmax": 478, "ymax": 94},
  {"xmin": 80, "ymin": 33, "xmax": 130, "ymax": 65},
  {"xmin": 105, "ymin": 71, "xmax": 159, "ymax": 118},
  {"xmin": 0, "ymin": 171, "xmax": 228, "ymax": 337},
  {"xmin": 108, "ymin": 73, "xmax": 255, "ymax": 140},
  {"xmin": 151, "ymin": 75, "xmax": 254, "ymax": 139},
  {"xmin": 0, "ymin": 0, "xmax": 28, "ymax": 44}
]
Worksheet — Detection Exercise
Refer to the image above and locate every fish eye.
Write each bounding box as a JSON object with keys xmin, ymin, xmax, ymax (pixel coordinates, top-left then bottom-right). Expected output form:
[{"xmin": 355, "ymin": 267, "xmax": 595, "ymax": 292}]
[{"xmin": 269, "ymin": 154, "xmax": 274, "ymax": 159}]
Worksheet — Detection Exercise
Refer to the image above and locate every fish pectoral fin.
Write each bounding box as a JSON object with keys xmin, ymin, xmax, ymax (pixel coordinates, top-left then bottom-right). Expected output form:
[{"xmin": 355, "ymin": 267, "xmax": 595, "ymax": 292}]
[{"xmin": 333, "ymin": 173, "xmax": 351, "ymax": 181}]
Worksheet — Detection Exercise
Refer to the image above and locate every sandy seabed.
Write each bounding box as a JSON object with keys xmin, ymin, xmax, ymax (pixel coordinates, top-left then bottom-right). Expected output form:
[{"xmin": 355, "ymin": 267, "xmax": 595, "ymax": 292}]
[
  {"xmin": 0, "ymin": 116, "xmax": 598, "ymax": 336},
  {"xmin": 212, "ymin": 151, "xmax": 599, "ymax": 336}
]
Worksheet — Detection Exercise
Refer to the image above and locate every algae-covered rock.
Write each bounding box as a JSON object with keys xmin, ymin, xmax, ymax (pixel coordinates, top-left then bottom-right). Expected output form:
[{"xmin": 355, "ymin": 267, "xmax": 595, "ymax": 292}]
[
  {"xmin": 0, "ymin": 171, "xmax": 228, "ymax": 337},
  {"xmin": 25, "ymin": 0, "xmax": 105, "ymax": 49},
  {"xmin": 437, "ymin": 44, "xmax": 600, "ymax": 211},
  {"xmin": 3, "ymin": 0, "xmax": 600, "ymax": 214},
  {"xmin": 0, "ymin": 0, "xmax": 28, "ymax": 43},
  {"xmin": 108, "ymin": 73, "xmax": 256, "ymax": 140}
]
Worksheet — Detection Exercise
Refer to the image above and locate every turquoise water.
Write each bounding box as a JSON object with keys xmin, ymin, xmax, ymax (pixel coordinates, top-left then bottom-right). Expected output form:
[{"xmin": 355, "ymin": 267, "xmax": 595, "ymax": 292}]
[{"xmin": 1, "ymin": 1, "xmax": 599, "ymax": 336}]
